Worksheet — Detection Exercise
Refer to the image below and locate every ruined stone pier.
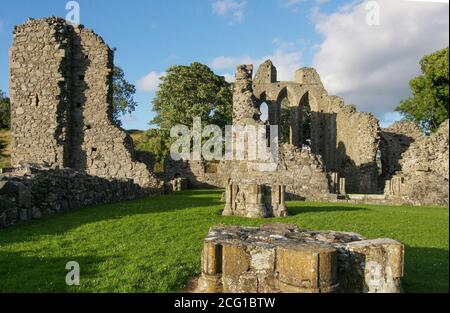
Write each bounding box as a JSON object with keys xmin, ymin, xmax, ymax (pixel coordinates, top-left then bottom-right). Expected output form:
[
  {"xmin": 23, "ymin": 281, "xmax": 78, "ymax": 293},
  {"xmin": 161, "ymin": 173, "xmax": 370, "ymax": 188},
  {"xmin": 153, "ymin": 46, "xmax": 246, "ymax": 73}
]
[{"xmin": 195, "ymin": 223, "xmax": 404, "ymax": 293}]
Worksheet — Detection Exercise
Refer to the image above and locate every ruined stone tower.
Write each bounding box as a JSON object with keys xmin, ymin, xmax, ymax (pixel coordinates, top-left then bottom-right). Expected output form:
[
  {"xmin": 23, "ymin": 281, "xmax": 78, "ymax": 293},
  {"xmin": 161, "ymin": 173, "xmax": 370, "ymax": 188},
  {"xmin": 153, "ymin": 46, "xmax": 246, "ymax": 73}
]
[{"xmin": 9, "ymin": 17, "xmax": 158, "ymax": 188}]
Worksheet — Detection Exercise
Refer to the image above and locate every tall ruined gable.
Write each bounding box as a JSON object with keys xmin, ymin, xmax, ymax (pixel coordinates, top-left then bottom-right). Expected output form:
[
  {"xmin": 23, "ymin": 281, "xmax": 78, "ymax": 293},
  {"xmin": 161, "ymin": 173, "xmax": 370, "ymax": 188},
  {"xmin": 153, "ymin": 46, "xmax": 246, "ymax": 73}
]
[{"xmin": 9, "ymin": 17, "xmax": 159, "ymax": 189}]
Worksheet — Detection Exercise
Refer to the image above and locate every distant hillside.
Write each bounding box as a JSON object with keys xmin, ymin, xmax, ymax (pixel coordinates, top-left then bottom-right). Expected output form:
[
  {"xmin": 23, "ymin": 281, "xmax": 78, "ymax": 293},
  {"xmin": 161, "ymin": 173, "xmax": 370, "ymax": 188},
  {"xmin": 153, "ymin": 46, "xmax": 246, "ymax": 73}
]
[
  {"xmin": 0, "ymin": 129, "xmax": 11, "ymax": 169},
  {"xmin": 126, "ymin": 129, "xmax": 146, "ymax": 143}
]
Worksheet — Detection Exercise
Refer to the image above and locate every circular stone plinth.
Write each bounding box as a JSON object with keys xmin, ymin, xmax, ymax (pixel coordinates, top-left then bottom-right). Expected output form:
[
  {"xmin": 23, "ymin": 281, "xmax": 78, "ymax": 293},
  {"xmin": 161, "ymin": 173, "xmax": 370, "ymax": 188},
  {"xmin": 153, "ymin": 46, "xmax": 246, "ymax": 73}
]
[{"xmin": 195, "ymin": 223, "xmax": 404, "ymax": 293}]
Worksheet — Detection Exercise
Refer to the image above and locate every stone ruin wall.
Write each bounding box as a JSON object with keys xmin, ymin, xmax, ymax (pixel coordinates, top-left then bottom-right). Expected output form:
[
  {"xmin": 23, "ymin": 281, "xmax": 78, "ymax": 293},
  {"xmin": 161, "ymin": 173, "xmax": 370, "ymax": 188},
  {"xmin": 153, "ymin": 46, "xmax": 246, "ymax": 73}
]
[
  {"xmin": 333, "ymin": 103, "xmax": 380, "ymax": 194},
  {"xmin": 9, "ymin": 18, "xmax": 71, "ymax": 167},
  {"xmin": 1, "ymin": 17, "xmax": 162, "ymax": 229},
  {"xmin": 164, "ymin": 159, "xmax": 225, "ymax": 190},
  {"xmin": 0, "ymin": 165, "xmax": 152, "ymax": 229},
  {"xmin": 163, "ymin": 60, "xmax": 447, "ymax": 207},
  {"xmin": 399, "ymin": 120, "xmax": 449, "ymax": 179},
  {"xmin": 380, "ymin": 121, "xmax": 424, "ymax": 180},
  {"xmin": 9, "ymin": 17, "xmax": 159, "ymax": 189},
  {"xmin": 252, "ymin": 60, "xmax": 381, "ymax": 195},
  {"xmin": 385, "ymin": 120, "xmax": 449, "ymax": 206},
  {"xmin": 224, "ymin": 64, "xmax": 334, "ymax": 202}
]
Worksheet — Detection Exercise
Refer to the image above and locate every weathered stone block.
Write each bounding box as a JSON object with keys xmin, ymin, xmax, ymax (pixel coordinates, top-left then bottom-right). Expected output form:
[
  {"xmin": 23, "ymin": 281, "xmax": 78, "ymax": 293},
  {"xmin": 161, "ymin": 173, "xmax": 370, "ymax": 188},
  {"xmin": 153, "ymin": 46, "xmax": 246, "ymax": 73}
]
[
  {"xmin": 201, "ymin": 240, "xmax": 222, "ymax": 275},
  {"xmin": 346, "ymin": 238, "xmax": 404, "ymax": 293},
  {"xmin": 196, "ymin": 274, "xmax": 222, "ymax": 293},
  {"xmin": 276, "ymin": 244, "xmax": 337, "ymax": 291},
  {"xmin": 249, "ymin": 244, "xmax": 275, "ymax": 272},
  {"xmin": 222, "ymin": 243, "xmax": 250, "ymax": 277},
  {"xmin": 194, "ymin": 224, "xmax": 403, "ymax": 293}
]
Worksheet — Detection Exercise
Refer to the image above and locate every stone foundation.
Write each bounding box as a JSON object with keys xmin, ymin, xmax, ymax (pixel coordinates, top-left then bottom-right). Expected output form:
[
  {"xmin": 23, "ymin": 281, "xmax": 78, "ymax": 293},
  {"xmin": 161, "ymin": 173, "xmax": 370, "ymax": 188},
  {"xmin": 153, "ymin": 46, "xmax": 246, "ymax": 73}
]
[{"xmin": 195, "ymin": 224, "xmax": 404, "ymax": 293}]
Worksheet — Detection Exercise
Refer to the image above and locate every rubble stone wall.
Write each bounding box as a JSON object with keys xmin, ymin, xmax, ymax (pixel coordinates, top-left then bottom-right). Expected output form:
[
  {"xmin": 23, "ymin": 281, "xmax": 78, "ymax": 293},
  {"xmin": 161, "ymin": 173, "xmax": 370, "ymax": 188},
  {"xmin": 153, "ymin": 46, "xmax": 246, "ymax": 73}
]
[
  {"xmin": 10, "ymin": 18, "xmax": 71, "ymax": 167},
  {"xmin": 163, "ymin": 159, "xmax": 225, "ymax": 189},
  {"xmin": 386, "ymin": 120, "xmax": 449, "ymax": 205},
  {"xmin": 0, "ymin": 165, "xmax": 159, "ymax": 229},
  {"xmin": 380, "ymin": 121, "xmax": 423, "ymax": 180},
  {"xmin": 252, "ymin": 60, "xmax": 381, "ymax": 194},
  {"xmin": 334, "ymin": 105, "xmax": 380, "ymax": 193},
  {"xmin": 226, "ymin": 65, "xmax": 335, "ymax": 202},
  {"xmin": 9, "ymin": 17, "xmax": 159, "ymax": 189}
]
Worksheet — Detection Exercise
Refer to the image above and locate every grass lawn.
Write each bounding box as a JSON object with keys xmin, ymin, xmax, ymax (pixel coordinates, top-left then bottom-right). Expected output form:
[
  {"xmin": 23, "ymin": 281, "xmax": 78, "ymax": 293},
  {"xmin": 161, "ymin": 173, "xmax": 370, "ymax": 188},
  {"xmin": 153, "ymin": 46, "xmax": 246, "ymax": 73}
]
[{"xmin": 0, "ymin": 189, "xmax": 448, "ymax": 293}]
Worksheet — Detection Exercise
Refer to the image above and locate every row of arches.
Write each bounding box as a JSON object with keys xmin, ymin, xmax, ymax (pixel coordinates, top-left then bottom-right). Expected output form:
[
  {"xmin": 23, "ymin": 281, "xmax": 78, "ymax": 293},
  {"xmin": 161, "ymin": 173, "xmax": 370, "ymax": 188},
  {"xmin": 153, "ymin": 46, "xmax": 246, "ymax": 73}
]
[{"xmin": 258, "ymin": 92, "xmax": 313, "ymax": 150}]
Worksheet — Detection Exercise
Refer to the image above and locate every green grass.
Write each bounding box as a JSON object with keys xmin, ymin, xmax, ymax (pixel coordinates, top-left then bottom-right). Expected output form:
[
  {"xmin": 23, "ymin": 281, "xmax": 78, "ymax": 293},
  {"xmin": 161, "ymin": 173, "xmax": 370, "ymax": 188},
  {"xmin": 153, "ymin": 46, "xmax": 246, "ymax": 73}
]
[{"xmin": 0, "ymin": 190, "xmax": 448, "ymax": 293}]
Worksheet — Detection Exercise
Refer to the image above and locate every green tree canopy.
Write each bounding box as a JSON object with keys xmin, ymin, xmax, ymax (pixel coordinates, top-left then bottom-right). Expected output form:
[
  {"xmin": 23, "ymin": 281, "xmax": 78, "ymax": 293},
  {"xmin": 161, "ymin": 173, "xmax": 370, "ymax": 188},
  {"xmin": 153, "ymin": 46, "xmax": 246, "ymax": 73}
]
[
  {"xmin": 396, "ymin": 47, "xmax": 449, "ymax": 133},
  {"xmin": 0, "ymin": 90, "xmax": 10, "ymax": 129},
  {"xmin": 151, "ymin": 62, "xmax": 233, "ymax": 130},
  {"xmin": 112, "ymin": 66, "xmax": 138, "ymax": 127},
  {"xmin": 133, "ymin": 129, "xmax": 171, "ymax": 165}
]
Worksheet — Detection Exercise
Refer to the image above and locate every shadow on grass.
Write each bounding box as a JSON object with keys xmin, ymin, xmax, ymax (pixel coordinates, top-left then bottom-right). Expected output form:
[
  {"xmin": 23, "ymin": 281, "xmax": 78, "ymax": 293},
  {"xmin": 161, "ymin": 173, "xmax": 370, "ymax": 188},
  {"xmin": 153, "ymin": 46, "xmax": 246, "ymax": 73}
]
[
  {"xmin": 287, "ymin": 204, "xmax": 368, "ymax": 216},
  {"xmin": 0, "ymin": 190, "xmax": 223, "ymax": 245},
  {"xmin": 0, "ymin": 250, "xmax": 109, "ymax": 292},
  {"xmin": 403, "ymin": 245, "xmax": 449, "ymax": 293}
]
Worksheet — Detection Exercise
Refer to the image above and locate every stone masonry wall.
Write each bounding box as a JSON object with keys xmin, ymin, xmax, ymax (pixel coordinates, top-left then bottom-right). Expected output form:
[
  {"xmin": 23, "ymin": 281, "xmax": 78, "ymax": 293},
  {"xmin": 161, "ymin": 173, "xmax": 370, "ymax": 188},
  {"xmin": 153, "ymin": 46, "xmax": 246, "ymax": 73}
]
[
  {"xmin": 10, "ymin": 18, "xmax": 71, "ymax": 167},
  {"xmin": 380, "ymin": 121, "xmax": 424, "ymax": 180},
  {"xmin": 70, "ymin": 26, "xmax": 158, "ymax": 188},
  {"xmin": 252, "ymin": 60, "xmax": 381, "ymax": 194},
  {"xmin": 334, "ymin": 103, "xmax": 381, "ymax": 193},
  {"xmin": 386, "ymin": 120, "xmax": 449, "ymax": 205},
  {"xmin": 9, "ymin": 17, "xmax": 159, "ymax": 189},
  {"xmin": 225, "ymin": 65, "xmax": 335, "ymax": 201},
  {"xmin": 0, "ymin": 165, "xmax": 157, "ymax": 229}
]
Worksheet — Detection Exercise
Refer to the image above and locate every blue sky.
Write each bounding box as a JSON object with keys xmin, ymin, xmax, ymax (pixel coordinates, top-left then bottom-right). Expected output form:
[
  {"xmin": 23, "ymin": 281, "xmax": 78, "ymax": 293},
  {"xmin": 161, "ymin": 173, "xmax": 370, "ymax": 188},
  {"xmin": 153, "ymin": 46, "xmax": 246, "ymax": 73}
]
[{"xmin": 1, "ymin": 0, "xmax": 448, "ymax": 129}]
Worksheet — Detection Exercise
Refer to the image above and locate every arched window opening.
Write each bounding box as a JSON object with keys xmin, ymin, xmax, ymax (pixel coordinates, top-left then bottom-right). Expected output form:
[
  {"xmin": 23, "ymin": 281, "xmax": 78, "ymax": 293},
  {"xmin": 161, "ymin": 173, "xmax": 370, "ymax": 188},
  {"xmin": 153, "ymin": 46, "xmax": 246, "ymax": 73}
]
[
  {"xmin": 299, "ymin": 94, "xmax": 312, "ymax": 149},
  {"xmin": 280, "ymin": 98, "xmax": 292, "ymax": 145}
]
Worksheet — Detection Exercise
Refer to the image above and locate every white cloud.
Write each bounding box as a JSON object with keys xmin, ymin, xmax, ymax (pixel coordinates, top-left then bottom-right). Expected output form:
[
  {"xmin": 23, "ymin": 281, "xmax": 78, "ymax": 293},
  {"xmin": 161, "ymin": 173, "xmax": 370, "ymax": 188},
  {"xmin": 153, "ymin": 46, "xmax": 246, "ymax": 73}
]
[
  {"xmin": 136, "ymin": 71, "xmax": 165, "ymax": 92},
  {"xmin": 221, "ymin": 73, "xmax": 235, "ymax": 83},
  {"xmin": 211, "ymin": 56, "xmax": 239, "ymax": 69},
  {"xmin": 379, "ymin": 111, "xmax": 403, "ymax": 129},
  {"xmin": 311, "ymin": 0, "xmax": 449, "ymax": 123},
  {"xmin": 211, "ymin": 44, "xmax": 303, "ymax": 81},
  {"xmin": 211, "ymin": 55, "xmax": 258, "ymax": 70},
  {"xmin": 212, "ymin": 0, "xmax": 246, "ymax": 24}
]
